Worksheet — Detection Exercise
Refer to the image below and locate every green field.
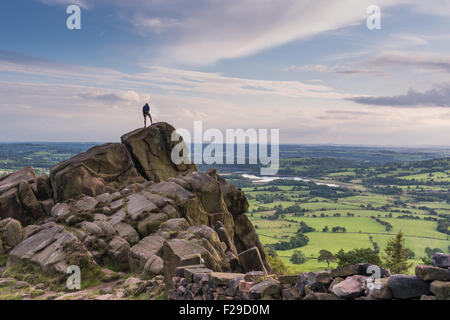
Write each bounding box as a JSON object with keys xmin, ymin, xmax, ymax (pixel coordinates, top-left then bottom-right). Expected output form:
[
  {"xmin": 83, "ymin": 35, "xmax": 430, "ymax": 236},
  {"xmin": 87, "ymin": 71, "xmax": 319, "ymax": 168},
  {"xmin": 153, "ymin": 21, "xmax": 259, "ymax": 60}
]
[{"xmin": 243, "ymin": 157, "xmax": 450, "ymax": 274}]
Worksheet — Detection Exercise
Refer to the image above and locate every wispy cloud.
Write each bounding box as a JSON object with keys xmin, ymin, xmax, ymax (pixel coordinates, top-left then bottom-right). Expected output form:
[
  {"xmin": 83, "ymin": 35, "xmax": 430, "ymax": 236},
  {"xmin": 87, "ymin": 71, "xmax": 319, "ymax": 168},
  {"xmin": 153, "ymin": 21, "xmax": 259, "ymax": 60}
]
[
  {"xmin": 364, "ymin": 51, "xmax": 450, "ymax": 73},
  {"xmin": 348, "ymin": 84, "xmax": 450, "ymax": 107}
]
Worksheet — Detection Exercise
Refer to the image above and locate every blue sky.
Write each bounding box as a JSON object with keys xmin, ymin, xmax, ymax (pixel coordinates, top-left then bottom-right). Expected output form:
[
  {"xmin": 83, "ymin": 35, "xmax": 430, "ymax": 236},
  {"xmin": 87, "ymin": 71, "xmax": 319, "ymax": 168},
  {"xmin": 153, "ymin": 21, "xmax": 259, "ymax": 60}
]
[{"xmin": 0, "ymin": 0, "xmax": 450, "ymax": 145}]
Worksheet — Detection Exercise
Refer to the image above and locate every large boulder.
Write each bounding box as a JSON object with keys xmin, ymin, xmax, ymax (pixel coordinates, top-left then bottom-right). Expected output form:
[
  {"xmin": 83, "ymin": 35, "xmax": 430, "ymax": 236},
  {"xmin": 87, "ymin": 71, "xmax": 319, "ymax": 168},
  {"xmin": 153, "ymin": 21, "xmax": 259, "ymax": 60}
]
[
  {"xmin": 332, "ymin": 275, "xmax": 367, "ymax": 299},
  {"xmin": 120, "ymin": 122, "xmax": 197, "ymax": 182},
  {"xmin": 7, "ymin": 222, "xmax": 95, "ymax": 273},
  {"xmin": 0, "ymin": 167, "xmax": 45, "ymax": 225},
  {"xmin": 50, "ymin": 143, "xmax": 143, "ymax": 202},
  {"xmin": 388, "ymin": 275, "xmax": 431, "ymax": 299}
]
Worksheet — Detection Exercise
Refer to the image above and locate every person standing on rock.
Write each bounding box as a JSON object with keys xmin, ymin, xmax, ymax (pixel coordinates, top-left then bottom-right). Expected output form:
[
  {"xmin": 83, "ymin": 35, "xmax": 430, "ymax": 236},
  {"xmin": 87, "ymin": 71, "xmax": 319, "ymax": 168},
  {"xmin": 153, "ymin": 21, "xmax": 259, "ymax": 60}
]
[{"xmin": 142, "ymin": 102, "xmax": 153, "ymax": 127}]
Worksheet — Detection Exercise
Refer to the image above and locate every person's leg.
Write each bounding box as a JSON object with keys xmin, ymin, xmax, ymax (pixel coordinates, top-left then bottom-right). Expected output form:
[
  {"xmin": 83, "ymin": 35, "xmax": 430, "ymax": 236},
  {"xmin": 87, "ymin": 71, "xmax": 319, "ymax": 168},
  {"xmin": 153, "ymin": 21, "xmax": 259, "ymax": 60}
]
[
  {"xmin": 149, "ymin": 113, "xmax": 153, "ymax": 125},
  {"xmin": 144, "ymin": 114, "xmax": 147, "ymax": 127}
]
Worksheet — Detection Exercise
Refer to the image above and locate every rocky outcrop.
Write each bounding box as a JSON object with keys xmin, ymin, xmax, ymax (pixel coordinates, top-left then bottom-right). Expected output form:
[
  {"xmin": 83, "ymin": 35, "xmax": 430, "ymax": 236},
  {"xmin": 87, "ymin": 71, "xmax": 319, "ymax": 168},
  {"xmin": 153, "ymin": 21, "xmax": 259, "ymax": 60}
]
[
  {"xmin": 121, "ymin": 123, "xmax": 197, "ymax": 182},
  {"xmin": 50, "ymin": 143, "xmax": 144, "ymax": 202},
  {"xmin": 0, "ymin": 167, "xmax": 47, "ymax": 225},
  {"xmin": 7, "ymin": 222, "xmax": 95, "ymax": 273},
  {"xmin": 0, "ymin": 122, "xmax": 271, "ymax": 299}
]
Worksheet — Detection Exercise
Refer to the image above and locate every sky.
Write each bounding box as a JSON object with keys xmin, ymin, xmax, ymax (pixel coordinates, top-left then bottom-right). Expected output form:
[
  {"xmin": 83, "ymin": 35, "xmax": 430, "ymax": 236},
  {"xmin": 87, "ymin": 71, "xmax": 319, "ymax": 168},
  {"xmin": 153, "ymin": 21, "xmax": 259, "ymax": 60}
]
[{"xmin": 0, "ymin": 0, "xmax": 450, "ymax": 145}]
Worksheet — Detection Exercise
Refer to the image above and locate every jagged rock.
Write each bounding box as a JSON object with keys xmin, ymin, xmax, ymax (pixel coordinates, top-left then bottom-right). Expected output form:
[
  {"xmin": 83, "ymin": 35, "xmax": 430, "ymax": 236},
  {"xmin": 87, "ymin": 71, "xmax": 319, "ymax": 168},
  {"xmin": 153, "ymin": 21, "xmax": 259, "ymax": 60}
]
[
  {"xmin": 233, "ymin": 213, "xmax": 270, "ymax": 273},
  {"xmin": 0, "ymin": 218, "xmax": 23, "ymax": 251},
  {"xmin": 107, "ymin": 236, "xmax": 130, "ymax": 270},
  {"xmin": 208, "ymin": 169, "xmax": 249, "ymax": 216},
  {"xmin": 129, "ymin": 235, "xmax": 164, "ymax": 271},
  {"xmin": 144, "ymin": 255, "xmax": 164, "ymax": 276},
  {"xmin": 0, "ymin": 168, "xmax": 45, "ymax": 225},
  {"xmin": 432, "ymin": 253, "xmax": 450, "ymax": 269},
  {"xmin": 50, "ymin": 143, "xmax": 143, "ymax": 202},
  {"xmin": 7, "ymin": 222, "xmax": 94, "ymax": 273},
  {"xmin": 120, "ymin": 122, "xmax": 197, "ymax": 182},
  {"xmin": 430, "ymin": 280, "xmax": 450, "ymax": 300},
  {"xmin": 332, "ymin": 275, "xmax": 367, "ymax": 299},
  {"xmin": 248, "ymin": 278, "xmax": 281, "ymax": 299},
  {"xmin": 238, "ymin": 247, "xmax": 267, "ymax": 273},
  {"xmin": 415, "ymin": 264, "xmax": 450, "ymax": 281},
  {"xmin": 388, "ymin": 275, "xmax": 431, "ymax": 299}
]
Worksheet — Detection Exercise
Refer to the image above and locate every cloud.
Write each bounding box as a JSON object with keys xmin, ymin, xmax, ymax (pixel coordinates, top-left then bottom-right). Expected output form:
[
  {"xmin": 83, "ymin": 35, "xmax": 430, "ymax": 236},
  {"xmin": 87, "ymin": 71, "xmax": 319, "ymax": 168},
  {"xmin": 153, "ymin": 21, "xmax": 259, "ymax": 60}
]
[
  {"xmin": 348, "ymin": 85, "xmax": 450, "ymax": 107},
  {"xmin": 284, "ymin": 63, "xmax": 389, "ymax": 77},
  {"xmin": 365, "ymin": 52, "xmax": 450, "ymax": 73},
  {"xmin": 0, "ymin": 50, "xmax": 346, "ymax": 100},
  {"xmin": 38, "ymin": 0, "xmax": 89, "ymax": 9},
  {"xmin": 78, "ymin": 91, "xmax": 142, "ymax": 104},
  {"xmin": 35, "ymin": 0, "xmax": 450, "ymax": 66}
]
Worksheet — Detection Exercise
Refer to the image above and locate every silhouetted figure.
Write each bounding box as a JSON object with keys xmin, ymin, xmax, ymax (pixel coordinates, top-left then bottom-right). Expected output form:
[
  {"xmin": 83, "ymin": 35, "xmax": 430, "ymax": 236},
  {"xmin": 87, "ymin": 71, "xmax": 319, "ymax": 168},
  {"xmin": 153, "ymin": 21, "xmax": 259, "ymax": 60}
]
[{"xmin": 142, "ymin": 102, "xmax": 152, "ymax": 127}]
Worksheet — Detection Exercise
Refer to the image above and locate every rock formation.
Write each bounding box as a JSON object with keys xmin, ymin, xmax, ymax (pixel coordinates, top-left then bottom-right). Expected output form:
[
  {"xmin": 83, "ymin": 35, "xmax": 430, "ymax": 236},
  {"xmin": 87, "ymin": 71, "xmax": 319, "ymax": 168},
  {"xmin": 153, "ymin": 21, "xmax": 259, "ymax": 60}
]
[
  {"xmin": 50, "ymin": 143, "xmax": 144, "ymax": 202},
  {"xmin": 0, "ymin": 122, "xmax": 271, "ymax": 299}
]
